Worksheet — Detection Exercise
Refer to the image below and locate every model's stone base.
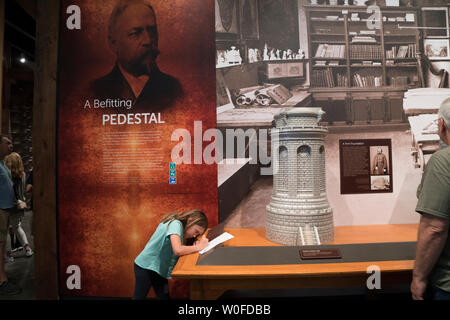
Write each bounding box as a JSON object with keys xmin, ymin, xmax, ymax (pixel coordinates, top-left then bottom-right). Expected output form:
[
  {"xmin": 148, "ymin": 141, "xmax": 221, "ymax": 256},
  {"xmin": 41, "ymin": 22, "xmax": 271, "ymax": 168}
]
[{"xmin": 266, "ymin": 205, "xmax": 334, "ymax": 245}]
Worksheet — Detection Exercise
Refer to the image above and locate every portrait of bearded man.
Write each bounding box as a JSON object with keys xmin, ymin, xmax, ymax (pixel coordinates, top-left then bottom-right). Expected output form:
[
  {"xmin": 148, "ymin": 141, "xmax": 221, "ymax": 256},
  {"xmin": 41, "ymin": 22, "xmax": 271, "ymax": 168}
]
[{"xmin": 90, "ymin": 0, "xmax": 183, "ymax": 112}]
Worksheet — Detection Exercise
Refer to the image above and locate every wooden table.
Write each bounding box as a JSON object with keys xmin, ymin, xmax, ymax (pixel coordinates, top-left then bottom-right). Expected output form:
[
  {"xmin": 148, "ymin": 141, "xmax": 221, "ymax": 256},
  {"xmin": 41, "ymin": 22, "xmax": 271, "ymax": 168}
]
[{"xmin": 171, "ymin": 224, "xmax": 418, "ymax": 300}]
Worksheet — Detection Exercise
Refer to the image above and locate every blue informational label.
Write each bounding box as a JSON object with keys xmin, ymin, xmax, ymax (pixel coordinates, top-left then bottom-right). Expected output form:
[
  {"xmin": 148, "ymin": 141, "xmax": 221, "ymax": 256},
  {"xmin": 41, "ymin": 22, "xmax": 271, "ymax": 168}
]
[
  {"xmin": 170, "ymin": 170, "xmax": 176, "ymax": 177},
  {"xmin": 169, "ymin": 177, "xmax": 177, "ymax": 184},
  {"xmin": 169, "ymin": 162, "xmax": 176, "ymax": 170}
]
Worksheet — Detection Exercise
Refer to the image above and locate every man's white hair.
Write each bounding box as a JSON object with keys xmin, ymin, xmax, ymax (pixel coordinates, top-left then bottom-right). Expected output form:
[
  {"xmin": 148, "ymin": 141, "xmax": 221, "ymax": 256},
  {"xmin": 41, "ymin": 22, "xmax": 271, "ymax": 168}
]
[{"xmin": 439, "ymin": 97, "xmax": 450, "ymax": 127}]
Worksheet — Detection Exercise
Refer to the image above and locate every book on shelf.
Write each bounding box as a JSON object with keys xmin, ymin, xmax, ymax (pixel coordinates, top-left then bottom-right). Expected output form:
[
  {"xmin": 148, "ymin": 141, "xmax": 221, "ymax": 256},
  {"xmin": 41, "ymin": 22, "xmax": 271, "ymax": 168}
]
[
  {"xmin": 312, "ymin": 68, "xmax": 335, "ymax": 88},
  {"xmin": 386, "ymin": 44, "xmax": 417, "ymax": 59},
  {"xmin": 391, "ymin": 76, "xmax": 408, "ymax": 87},
  {"xmin": 360, "ymin": 30, "xmax": 376, "ymax": 35},
  {"xmin": 337, "ymin": 73, "xmax": 348, "ymax": 87},
  {"xmin": 315, "ymin": 44, "xmax": 346, "ymax": 59},
  {"xmin": 395, "ymin": 62, "xmax": 417, "ymax": 66},
  {"xmin": 352, "ymin": 36, "xmax": 377, "ymax": 43},
  {"xmin": 315, "ymin": 60, "xmax": 327, "ymax": 66},
  {"xmin": 352, "ymin": 73, "xmax": 382, "ymax": 88},
  {"xmin": 329, "ymin": 61, "xmax": 340, "ymax": 66},
  {"xmin": 315, "ymin": 28, "xmax": 332, "ymax": 34},
  {"xmin": 350, "ymin": 45, "xmax": 383, "ymax": 59},
  {"xmin": 397, "ymin": 46, "xmax": 408, "ymax": 58}
]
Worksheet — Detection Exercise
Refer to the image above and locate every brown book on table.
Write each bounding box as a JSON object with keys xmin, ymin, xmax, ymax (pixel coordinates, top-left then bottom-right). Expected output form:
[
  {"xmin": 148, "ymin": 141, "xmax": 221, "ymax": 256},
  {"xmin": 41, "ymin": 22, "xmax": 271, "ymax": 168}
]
[{"xmin": 299, "ymin": 249, "xmax": 342, "ymax": 260}]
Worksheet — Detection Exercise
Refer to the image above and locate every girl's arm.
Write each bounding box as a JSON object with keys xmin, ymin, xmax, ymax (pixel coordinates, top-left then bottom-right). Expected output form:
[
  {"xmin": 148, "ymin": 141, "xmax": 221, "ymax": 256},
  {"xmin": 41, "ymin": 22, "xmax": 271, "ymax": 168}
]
[{"xmin": 170, "ymin": 234, "xmax": 209, "ymax": 257}]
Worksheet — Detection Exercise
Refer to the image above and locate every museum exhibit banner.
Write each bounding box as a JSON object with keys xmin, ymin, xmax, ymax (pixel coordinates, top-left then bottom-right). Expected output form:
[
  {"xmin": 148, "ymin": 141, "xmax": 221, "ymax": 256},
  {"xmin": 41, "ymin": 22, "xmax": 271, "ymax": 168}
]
[
  {"xmin": 57, "ymin": 0, "xmax": 217, "ymax": 298},
  {"xmin": 339, "ymin": 139, "xmax": 393, "ymax": 194}
]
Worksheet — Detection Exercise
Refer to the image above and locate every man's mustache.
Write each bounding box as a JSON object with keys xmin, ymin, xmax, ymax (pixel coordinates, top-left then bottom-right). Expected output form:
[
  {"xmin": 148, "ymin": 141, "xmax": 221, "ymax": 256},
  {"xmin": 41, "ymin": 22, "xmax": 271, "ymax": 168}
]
[
  {"xmin": 140, "ymin": 48, "xmax": 160, "ymax": 60},
  {"xmin": 128, "ymin": 48, "xmax": 160, "ymax": 76}
]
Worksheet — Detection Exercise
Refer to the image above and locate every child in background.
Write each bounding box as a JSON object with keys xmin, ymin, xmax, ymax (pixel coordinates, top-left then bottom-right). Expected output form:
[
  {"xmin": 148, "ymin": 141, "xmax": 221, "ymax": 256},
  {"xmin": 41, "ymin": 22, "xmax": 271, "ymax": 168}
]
[{"xmin": 133, "ymin": 209, "xmax": 209, "ymax": 299}]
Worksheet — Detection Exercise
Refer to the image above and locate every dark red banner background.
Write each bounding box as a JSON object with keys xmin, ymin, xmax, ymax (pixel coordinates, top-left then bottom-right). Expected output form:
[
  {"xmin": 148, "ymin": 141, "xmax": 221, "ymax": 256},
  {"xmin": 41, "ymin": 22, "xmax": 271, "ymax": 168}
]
[{"xmin": 57, "ymin": 0, "xmax": 217, "ymax": 298}]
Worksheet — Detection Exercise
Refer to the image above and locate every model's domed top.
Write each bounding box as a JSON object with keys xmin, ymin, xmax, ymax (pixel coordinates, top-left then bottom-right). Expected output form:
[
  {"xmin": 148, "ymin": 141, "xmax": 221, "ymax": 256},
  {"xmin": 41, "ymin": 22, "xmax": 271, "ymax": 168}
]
[{"xmin": 274, "ymin": 107, "xmax": 325, "ymax": 128}]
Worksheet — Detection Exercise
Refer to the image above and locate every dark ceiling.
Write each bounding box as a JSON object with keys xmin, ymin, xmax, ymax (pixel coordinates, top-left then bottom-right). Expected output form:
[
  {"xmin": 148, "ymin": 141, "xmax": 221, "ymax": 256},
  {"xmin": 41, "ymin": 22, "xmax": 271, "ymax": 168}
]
[{"xmin": 4, "ymin": 0, "xmax": 36, "ymax": 66}]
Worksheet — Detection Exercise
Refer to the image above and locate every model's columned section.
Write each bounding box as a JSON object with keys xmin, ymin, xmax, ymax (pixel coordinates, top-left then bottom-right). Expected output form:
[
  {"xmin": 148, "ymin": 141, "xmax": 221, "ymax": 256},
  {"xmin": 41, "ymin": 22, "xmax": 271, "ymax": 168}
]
[{"xmin": 266, "ymin": 107, "xmax": 334, "ymax": 245}]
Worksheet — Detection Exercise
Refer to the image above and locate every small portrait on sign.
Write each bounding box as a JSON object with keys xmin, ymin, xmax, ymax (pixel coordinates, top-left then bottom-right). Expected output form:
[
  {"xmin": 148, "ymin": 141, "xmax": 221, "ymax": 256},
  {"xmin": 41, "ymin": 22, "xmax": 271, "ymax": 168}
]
[{"xmin": 369, "ymin": 145, "xmax": 390, "ymax": 175}]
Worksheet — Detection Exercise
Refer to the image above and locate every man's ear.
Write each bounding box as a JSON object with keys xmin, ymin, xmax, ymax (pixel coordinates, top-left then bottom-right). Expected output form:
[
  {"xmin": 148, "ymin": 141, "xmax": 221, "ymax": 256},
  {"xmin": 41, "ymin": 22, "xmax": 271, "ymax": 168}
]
[
  {"xmin": 437, "ymin": 118, "xmax": 448, "ymax": 138},
  {"xmin": 438, "ymin": 118, "xmax": 445, "ymax": 132}
]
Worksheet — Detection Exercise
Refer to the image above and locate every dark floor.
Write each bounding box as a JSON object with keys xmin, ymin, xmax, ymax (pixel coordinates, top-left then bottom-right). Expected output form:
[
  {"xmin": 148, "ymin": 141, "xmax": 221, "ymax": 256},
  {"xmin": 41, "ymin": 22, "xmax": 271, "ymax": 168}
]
[{"xmin": 2, "ymin": 210, "xmax": 35, "ymax": 300}]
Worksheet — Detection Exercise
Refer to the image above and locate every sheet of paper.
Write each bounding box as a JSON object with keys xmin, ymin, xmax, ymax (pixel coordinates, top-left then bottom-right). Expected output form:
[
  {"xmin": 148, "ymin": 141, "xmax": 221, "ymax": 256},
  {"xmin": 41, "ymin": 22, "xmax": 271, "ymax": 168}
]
[{"xmin": 199, "ymin": 232, "xmax": 234, "ymax": 254}]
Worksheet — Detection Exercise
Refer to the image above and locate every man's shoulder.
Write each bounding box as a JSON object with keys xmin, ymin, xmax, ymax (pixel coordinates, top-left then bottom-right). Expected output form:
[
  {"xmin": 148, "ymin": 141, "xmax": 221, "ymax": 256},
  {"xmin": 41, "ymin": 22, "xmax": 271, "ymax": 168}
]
[
  {"xmin": 429, "ymin": 147, "xmax": 450, "ymax": 170},
  {"xmin": 154, "ymin": 70, "xmax": 182, "ymax": 91},
  {"xmin": 89, "ymin": 66, "xmax": 124, "ymax": 97},
  {"xmin": 435, "ymin": 145, "xmax": 450, "ymax": 157},
  {"xmin": 142, "ymin": 69, "xmax": 183, "ymax": 102}
]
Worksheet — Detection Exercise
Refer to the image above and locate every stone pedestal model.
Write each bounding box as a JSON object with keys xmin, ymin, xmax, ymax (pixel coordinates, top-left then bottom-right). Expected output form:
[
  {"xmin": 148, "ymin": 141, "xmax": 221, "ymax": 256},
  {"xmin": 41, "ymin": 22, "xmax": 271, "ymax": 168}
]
[{"xmin": 266, "ymin": 107, "xmax": 334, "ymax": 245}]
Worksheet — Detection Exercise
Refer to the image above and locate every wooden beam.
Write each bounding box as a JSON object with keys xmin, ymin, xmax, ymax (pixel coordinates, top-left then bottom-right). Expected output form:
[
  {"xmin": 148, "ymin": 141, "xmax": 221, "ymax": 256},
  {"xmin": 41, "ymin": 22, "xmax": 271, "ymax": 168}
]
[
  {"xmin": 33, "ymin": 0, "xmax": 59, "ymax": 299},
  {"xmin": 0, "ymin": 0, "xmax": 4, "ymax": 134},
  {"xmin": 15, "ymin": 0, "xmax": 36, "ymax": 20}
]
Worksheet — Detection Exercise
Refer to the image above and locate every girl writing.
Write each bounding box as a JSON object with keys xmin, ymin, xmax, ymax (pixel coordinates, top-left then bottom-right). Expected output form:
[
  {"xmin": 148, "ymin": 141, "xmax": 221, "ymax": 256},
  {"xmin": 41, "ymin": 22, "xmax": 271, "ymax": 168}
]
[{"xmin": 133, "ymin": 209, "xmax": 209, "ymax": 299}]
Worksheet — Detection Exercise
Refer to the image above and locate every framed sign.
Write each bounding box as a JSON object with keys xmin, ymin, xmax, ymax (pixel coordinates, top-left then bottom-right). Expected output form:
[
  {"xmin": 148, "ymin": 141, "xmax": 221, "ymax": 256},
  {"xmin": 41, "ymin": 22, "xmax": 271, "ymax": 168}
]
[
  {"xmin": 424, "ymin": 39, "xmax": 450, "ymax": 60},
  {"xmin": 339, "ymin": 139, "xmax": 393, "ymax": 194},
  {"xmin": 421, "ymin": 7, "xmax": 449, "ymax": 38}
]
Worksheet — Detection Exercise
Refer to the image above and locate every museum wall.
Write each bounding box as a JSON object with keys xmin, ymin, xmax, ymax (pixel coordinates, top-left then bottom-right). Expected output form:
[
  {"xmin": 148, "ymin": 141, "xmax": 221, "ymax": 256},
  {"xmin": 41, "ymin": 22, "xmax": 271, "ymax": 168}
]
[{"xmin": 325, "ymin": 129, "xmax": 422, "ymax": 226}]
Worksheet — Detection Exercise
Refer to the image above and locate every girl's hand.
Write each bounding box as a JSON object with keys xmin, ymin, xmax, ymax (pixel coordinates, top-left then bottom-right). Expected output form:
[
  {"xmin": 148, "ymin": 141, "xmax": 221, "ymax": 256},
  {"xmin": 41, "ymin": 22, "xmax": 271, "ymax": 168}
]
[{"xmin": 195, "ymin": 237, "xmax": 209, "ymax": 251}]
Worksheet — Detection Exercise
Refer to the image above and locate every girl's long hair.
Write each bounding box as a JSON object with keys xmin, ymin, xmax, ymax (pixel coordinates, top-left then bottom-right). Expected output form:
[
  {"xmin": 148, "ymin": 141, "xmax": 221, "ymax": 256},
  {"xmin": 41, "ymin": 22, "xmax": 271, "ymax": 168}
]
[
  {"xmin": 4, "ymin": 152, "xmax": 25, "ymax": 180},
  {"xmin": 161, "ymin": 209, "xmax": 208, "ymax": 238}
]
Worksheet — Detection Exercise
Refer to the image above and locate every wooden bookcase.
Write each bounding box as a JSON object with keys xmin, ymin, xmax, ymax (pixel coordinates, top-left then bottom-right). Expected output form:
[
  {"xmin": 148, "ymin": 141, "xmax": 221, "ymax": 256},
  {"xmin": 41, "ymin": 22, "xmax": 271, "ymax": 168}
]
[{"xmin": 305, "ymin": 5, "xmax": 421, "ymax": 125}]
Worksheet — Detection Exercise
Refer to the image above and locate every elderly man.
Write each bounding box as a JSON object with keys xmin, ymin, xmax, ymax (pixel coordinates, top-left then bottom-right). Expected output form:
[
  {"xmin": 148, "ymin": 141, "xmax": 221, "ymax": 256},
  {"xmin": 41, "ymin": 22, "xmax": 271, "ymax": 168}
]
[
  {"xmin": 372, "ymin": 147, "xmax": 388, "ymax": 175},
  {"xmin": 90, "ymin": 0, "xmax": 182, "ymax": 111},
  {"xmin": 0, "ymin": 134, "xmax": 21, "ymax": 295},
  {"xmin": 411, "ymin": 97, "xmax": 450, "ymax": 300}
]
